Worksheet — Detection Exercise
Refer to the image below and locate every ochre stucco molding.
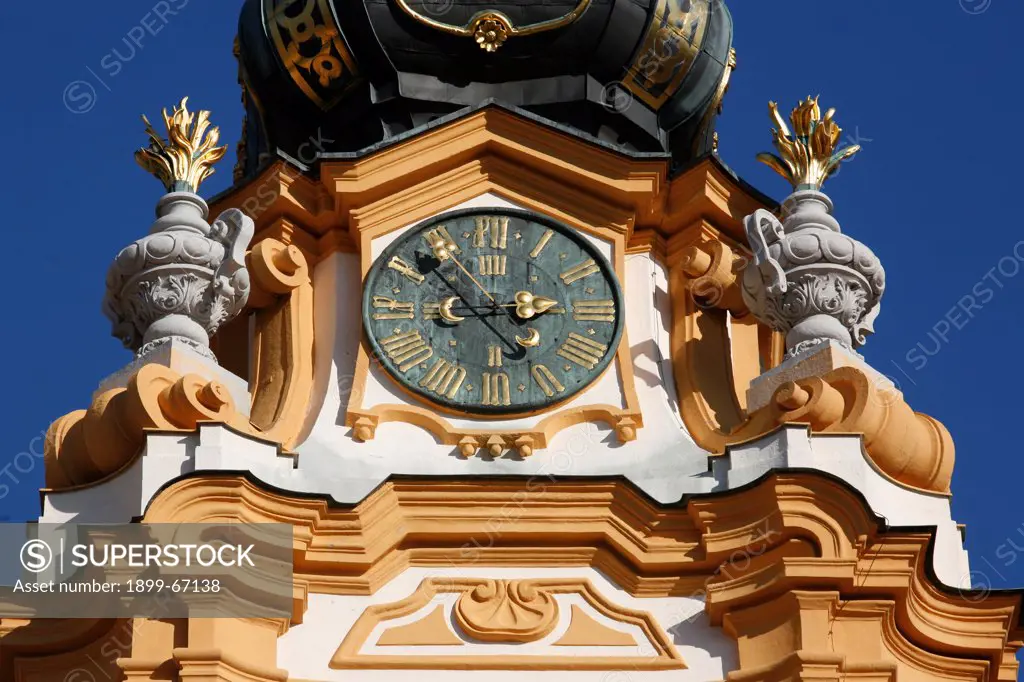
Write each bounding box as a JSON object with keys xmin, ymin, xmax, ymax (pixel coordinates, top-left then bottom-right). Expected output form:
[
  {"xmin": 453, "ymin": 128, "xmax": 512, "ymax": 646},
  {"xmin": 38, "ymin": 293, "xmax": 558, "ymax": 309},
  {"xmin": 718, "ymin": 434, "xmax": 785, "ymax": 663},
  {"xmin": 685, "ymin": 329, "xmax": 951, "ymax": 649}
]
[
  {"xmin": 7, "ymin": 473, "xmax": 1022, "ymax": 680},
  {"xmin": 44, "ymin": 364, "xmax": 250, "ymax": 489},
  {"xmin": 331, "ymin": 577, "xmax": 683, "ymax": 670},
  {"xmin": 732, "ymin": 367, "xmax": 955, "ymax": 494}
]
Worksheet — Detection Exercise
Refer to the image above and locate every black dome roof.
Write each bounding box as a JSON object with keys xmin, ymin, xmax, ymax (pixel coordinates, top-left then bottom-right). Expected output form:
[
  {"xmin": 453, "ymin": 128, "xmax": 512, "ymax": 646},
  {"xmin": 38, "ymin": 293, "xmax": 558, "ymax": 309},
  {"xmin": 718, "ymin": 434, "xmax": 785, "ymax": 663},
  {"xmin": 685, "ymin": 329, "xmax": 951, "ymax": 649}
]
[{"xmin": 236, "ymin": 0, "xmax": 734, "ymax": 177}]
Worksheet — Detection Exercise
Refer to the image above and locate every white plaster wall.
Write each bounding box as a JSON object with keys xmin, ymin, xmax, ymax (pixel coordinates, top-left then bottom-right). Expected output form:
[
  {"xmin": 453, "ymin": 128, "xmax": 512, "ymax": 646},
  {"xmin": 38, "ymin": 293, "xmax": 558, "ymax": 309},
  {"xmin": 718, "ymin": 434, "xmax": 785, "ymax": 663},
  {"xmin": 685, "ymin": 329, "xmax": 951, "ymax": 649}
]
[{"xmin": 277, "ymin": 566, "xmax": 735, "ymax": 682}]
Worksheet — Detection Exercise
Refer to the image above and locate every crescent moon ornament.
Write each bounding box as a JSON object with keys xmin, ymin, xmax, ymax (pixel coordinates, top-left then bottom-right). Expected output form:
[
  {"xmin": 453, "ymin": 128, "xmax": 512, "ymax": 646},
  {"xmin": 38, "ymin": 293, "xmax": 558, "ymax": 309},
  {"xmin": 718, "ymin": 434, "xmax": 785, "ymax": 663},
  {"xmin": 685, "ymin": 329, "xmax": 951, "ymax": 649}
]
[
  {"xmin": 515, "ymin": 327, "xmax": 541, "ymax": 348},
  {"xmin": 439, "ymin": 296, "xmax": 465, "ymax": 323}
]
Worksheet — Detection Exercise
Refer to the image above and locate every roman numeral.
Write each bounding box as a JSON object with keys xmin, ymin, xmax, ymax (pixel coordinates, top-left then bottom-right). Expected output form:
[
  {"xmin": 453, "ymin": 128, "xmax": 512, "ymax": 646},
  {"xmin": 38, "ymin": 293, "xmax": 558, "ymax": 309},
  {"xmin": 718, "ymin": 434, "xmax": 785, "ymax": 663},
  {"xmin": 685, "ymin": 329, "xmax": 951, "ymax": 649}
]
[
  {"xmin": 381, "ymin": 330, "xmax": 433, "ymax": 372},
  {"xmin": 482, "ymin": 372, "xmax": 511, "ymax": 406},
  {"xmin": 488, "ymin": 345, "xmax": 503, "ymax": 368},
  {"xmin": 388, "ymin": 256, "xmax": 425, "ymax": 284},
  {"xmin": 531, "ymin": 364, "xmax": 565, "ymax": 397},
  {"xmin": 473, "ymin": 216, "xmax": 509, "ymax": 249},
  {"xmin": 423, "ymin": 225, "xmax": 460, "ymax": 253},
  {"xmin": 477, "ymin": 255, "xmax": 507, "ymax": 276},
  {"xmin": 557, "ymin": 333, "xmax": 608, "ymax": 370},
  {"xmin": 530, "ymin": 229, "xmax": 554, "ymax": 258},
  {"xmin": 572, "ymin": 299, "xmax": 616, "ymax": 322},
  {"xmin": 560, "ymin": 258, "xmax": 600, "ymax": 285},
  {"xmin": 419, "ymin": 358, "xmax": 467, "ymax": 399},
  {"xmin": 371, "ymin": 295, "xmax": 415, "ymax": 320}
]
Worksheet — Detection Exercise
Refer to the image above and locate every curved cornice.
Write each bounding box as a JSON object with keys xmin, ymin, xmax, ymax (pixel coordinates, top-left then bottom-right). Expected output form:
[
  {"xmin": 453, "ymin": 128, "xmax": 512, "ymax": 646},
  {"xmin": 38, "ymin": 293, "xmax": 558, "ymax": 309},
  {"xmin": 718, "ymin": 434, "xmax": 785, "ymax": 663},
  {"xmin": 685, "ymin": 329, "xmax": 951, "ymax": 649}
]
[{"xmin": 139, "ymin": 470, "xmax": 1022, "ymax": 670}]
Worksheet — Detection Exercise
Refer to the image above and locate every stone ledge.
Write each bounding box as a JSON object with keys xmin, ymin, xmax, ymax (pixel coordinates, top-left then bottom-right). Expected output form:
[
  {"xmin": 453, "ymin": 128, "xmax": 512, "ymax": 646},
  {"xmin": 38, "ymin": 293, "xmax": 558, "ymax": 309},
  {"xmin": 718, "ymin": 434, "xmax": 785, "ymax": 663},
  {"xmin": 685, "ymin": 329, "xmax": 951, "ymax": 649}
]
[{"xmin": 746, "ymin": 340, "xmax": 899, "ymax": 413}]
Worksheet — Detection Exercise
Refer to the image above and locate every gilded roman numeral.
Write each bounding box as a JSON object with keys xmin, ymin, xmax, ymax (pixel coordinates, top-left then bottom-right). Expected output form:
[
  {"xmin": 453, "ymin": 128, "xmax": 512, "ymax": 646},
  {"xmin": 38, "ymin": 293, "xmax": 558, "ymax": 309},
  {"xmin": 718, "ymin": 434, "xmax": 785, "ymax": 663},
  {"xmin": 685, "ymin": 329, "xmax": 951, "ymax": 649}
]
[
  {"xmin": 530, "ymin": 229, "xmax": 554, "ymax": 258},
  {"xmin": 482, "ymin": 372, "xmax": 511, "ymax": 406},
  {"xmin": 572, "ymin": 299, "xmax": 616, "ymax": 322},
  {"xmin": 388, "ymin": 256, "xmax": 425, "ymax": 284},
  {"xmin": 487, "ymin": 345, "xmax": 503, "ymax": 368},
  {"xmin": 423, "ymin": 225, "xmax": 460, "ymax": 253},
  {"xmin": 423, "ymin": 302, "xmax": 441, "ymax": 320},
  {"xmin": 557, "ymin": 333, "xmax": 608, "ymax": 370},
  {"xmin": 477, "ymin": 255, "xmax": 507, "ymax": 276},
  {"xmin": 531, "ymin": 364, "xmax": 565, "ymax": 397},
  {"xmin": 371, "ymin": 296, "xmax": 415, "ymax": 320},
  {"xmin": 381, "ymin": 330, "xmax": 433, "ymax": 372},
  {"xmin": 560, "ymin": 258, "xmax": 600, "ymax": 285},
  {"xmin": 473, "ymin": 216, "xmax": 509, "ymax": 249},
  {"xmin": 419, "ymin": 358, "xmax": 467, "ymax": 399}
]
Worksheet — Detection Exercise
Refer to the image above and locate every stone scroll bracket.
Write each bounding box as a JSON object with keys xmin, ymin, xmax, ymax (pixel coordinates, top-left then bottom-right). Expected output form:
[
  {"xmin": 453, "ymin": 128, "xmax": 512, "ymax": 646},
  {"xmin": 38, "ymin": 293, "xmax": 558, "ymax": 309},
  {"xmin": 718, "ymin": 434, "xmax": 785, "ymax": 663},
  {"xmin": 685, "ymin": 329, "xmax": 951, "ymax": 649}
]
[{"xmin": 245, "ymin": 238, "xmax": 316, "ymax": 451}]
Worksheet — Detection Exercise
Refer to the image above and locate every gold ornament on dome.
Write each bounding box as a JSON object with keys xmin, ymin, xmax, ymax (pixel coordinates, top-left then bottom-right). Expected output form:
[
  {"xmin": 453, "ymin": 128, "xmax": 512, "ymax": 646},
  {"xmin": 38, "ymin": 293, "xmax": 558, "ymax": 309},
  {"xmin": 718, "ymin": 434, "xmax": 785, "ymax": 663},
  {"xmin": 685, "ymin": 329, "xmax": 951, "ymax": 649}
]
[
  {"xmin": 135, "ymin": 97, "xmax": 228, "ymax": 193},
  {"xmin": 393, "ymin": 0, "xmax": 592, "ymax": 52},
  {"xmin": 474, "ymin": 16, "xmax": 510, "ymax": 52},
  {"xmin": 756, "ymin": 96, "xmax": 861, "ymax": 191}
]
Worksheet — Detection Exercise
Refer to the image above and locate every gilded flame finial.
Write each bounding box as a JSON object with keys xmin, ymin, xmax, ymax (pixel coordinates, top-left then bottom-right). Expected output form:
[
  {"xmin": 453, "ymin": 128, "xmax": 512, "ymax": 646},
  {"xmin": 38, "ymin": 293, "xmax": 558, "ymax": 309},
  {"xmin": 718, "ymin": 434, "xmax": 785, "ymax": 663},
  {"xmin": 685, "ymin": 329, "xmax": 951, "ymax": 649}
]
[
  {"xmin": 756, "ymin": 96, "xmax": 861, "ymax": 191},
  {"xmin": 135, "ymin": 97, "xmax": 228, "ymax": 193}
]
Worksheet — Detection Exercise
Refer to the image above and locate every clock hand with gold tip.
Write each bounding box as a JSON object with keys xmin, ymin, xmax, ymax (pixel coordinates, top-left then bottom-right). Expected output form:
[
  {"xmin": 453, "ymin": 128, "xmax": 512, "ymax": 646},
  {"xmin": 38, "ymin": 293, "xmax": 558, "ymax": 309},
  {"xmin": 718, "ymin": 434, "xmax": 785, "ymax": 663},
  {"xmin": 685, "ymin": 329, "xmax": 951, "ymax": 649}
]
[
  {"xmin": 447, "ymin": 290, "xmax": 561, "ymax": 323},
  {"xmin": 428, "ymin": 235, "xmax": 500, "ymax": 307},
  {"xmin": 510, "ymin": 290, "xmax": 558, "ymax": 319}
]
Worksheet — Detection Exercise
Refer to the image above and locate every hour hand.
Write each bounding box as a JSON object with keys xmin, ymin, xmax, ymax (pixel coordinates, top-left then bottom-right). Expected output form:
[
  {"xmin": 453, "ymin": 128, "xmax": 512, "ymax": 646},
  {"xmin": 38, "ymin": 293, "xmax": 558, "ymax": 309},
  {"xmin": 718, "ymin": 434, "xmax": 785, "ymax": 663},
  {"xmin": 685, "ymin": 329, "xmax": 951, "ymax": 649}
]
[{"xmin": 513, "ymin": 291, "xmax": 558, "ymax": 319}]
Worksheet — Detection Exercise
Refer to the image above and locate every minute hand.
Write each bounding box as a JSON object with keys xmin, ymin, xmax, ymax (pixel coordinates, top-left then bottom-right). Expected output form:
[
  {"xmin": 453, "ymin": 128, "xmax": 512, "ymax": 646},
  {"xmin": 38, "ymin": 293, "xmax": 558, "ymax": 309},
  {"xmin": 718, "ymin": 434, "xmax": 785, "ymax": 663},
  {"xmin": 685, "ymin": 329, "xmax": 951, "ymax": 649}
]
[{"xmin": 428, "ymin": 237, "xmax": 498, "ymax": 306}]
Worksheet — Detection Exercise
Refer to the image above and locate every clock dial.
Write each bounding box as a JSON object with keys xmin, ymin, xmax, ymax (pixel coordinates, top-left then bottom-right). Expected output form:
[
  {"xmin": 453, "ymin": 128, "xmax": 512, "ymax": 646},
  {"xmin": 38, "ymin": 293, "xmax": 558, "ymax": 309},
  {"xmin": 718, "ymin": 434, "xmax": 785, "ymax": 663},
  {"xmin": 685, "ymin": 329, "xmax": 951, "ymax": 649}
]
[{"xmin": 362, "ymin": 208, "xmax": 624, "ymax": 415}]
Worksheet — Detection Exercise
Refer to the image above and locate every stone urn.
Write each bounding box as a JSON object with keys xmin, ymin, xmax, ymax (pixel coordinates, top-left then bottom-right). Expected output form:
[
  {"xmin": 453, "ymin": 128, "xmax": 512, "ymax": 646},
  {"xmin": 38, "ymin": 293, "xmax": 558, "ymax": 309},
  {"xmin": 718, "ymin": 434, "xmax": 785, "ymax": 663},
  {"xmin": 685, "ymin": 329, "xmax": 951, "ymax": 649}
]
[
  {"xmin": 741, "ymin": 190, "xmax": 885, "ymax": 356},
  {"xmin": 102, "ymin": 193, "xmax": 253, "ymax": 360}
]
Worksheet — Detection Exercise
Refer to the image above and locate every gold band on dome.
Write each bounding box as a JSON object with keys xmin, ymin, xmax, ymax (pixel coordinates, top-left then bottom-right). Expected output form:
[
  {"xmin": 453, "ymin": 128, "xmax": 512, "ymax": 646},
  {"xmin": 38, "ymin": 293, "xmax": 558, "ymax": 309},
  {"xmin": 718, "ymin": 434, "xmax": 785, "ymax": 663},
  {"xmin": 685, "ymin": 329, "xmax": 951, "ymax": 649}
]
[
  {"xmin": 264, "ymin": 0, "xmax": 359, "ymax": 110},
  {"xmin": 392, "ymin": 0, "xmax": 593, "ymax": 52},
  {"xmin": 623, "ymin": 0, "xmax": 711, "ymax": 108}
]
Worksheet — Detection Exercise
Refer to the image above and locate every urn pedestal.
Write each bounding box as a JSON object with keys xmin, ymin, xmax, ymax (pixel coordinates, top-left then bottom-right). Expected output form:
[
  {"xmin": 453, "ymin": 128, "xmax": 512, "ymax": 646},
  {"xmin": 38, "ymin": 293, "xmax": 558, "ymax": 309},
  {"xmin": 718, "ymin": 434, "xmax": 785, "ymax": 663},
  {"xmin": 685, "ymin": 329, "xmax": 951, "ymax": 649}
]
[
  {"xmin": 741, "ymin": 190, "xmax": 886, "ymax": 358},
  {"xmin": 102, "ymin": 192, "xmax": 253, "ymax": 363}
]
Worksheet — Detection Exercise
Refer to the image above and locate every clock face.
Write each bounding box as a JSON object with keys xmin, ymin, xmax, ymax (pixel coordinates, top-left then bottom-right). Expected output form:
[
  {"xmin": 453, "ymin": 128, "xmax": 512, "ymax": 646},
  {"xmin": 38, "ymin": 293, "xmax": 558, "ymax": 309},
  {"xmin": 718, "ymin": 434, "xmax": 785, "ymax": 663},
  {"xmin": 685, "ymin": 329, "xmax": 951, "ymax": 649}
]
[{"xmin": 362, "ymin": 208, "xmax": 624, "ymax": 415}]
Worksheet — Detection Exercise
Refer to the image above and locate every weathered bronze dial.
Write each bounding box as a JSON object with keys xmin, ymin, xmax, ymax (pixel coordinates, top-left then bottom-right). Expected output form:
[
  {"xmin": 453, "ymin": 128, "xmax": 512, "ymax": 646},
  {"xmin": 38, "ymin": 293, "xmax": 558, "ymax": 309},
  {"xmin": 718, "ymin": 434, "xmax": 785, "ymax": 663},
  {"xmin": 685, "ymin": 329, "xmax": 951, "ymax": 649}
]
[{"xmin": 363, "ymin": 209, "xmax": 624, "ymax": 415}]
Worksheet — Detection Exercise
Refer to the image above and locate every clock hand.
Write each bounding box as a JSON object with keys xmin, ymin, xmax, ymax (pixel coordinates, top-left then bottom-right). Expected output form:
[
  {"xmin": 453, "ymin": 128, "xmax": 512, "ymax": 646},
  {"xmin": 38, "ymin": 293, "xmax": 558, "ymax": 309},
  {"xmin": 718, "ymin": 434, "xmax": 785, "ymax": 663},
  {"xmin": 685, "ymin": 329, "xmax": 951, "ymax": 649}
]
[
  {"xmin": 428, "ymin": 236, "xmax": 499, "ymax": 307},
  {"xmin": 448, "ymin": 292, "xmax": 561, "ymax": 318},
  {"xmin": 510, "ymin": 291, "xmax": 558, "ymax": 319}
]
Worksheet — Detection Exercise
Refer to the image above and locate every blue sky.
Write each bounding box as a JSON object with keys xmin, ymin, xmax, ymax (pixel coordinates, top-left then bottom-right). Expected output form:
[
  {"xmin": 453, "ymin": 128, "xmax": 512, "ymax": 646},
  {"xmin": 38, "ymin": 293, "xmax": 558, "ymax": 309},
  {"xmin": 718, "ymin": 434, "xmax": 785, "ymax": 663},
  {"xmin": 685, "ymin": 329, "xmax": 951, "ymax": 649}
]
[{"xmin": 1, "ymin": 0, "xmax": 1023, "ymax": 602}]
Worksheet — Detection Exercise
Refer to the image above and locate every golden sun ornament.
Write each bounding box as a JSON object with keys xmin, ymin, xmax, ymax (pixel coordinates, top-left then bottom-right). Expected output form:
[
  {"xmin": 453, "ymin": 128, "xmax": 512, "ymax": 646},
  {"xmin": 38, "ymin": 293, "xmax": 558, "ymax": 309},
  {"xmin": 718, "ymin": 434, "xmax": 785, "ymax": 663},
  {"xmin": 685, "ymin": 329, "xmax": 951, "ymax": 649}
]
[
  {"xmin": 756, "ymin": 96, "xmax": 861, "ymax": 191},
  {"xmin": 135, "ymin": 97, "xmax": 228, "ymax": 193}
]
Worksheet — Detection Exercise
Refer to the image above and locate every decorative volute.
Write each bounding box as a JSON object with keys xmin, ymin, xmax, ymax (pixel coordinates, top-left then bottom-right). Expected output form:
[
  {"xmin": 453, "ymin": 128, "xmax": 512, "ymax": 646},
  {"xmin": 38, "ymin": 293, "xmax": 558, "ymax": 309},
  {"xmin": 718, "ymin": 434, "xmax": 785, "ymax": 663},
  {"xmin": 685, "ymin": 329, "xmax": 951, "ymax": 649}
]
[
  {"xmin": 103, "ymin": 98, "xmax": 254, "ymax": 361},
  {"xmin": 741, "ymin": 97, "xmax": 885, "ymax": 356}
]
